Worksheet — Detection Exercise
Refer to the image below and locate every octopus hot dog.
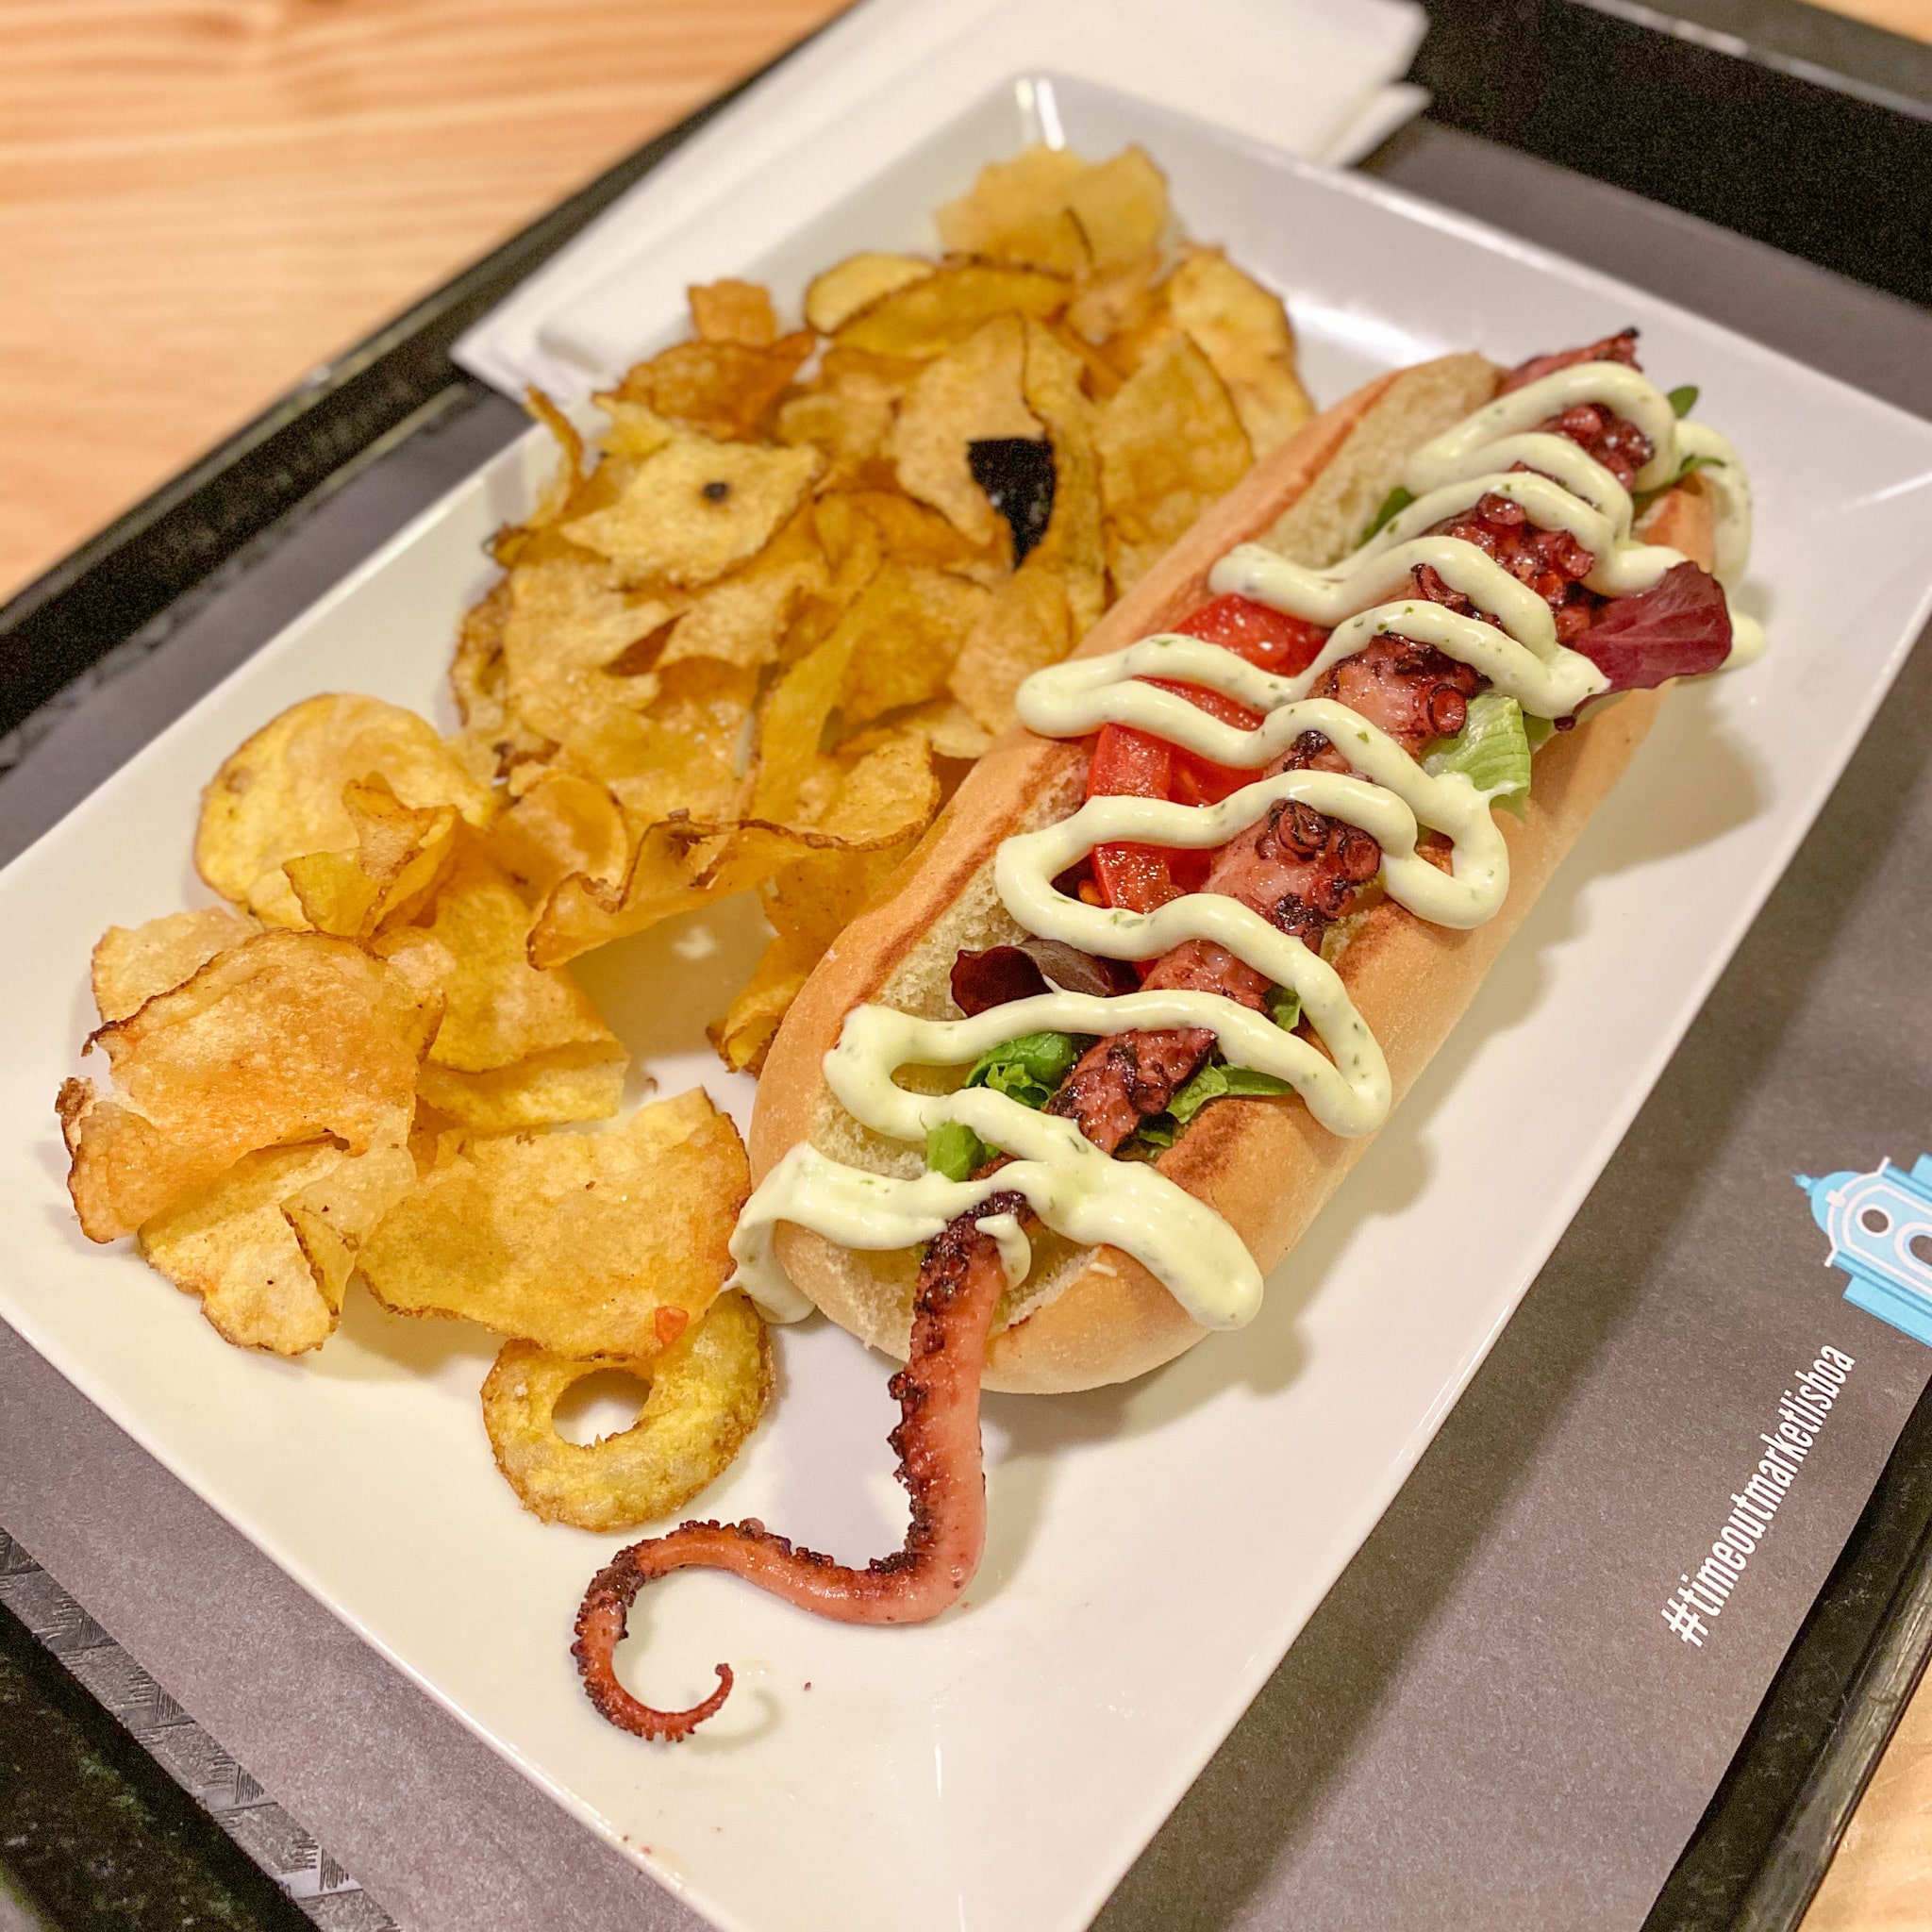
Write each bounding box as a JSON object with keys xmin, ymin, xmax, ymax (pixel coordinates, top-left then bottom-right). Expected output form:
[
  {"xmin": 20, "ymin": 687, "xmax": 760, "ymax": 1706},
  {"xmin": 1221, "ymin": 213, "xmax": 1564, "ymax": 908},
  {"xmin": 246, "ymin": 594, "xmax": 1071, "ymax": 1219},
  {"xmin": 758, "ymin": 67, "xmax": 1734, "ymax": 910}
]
[{"xmin": 576, "ymin": 335, "xmax": 1756, "ymax": 1738}]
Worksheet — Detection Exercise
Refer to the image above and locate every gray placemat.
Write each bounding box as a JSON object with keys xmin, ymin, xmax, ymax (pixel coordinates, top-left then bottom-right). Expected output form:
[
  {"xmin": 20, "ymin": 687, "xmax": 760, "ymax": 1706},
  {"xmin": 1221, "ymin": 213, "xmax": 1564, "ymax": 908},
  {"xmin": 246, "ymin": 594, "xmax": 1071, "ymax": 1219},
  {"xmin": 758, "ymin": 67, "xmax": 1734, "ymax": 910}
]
[{"xmin": 4, "ymin": 124, "xmax": 1931, "ymax": 1932}]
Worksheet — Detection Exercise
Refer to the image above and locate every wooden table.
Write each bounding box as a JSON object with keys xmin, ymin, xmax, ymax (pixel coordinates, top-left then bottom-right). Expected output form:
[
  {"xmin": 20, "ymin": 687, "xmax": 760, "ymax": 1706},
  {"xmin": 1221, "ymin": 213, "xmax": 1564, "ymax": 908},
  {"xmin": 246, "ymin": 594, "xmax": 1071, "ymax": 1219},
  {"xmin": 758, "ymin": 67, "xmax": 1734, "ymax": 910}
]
[{"xmin": 5, "ymin": 0, "xmax": 1931, "ymax": 1923}]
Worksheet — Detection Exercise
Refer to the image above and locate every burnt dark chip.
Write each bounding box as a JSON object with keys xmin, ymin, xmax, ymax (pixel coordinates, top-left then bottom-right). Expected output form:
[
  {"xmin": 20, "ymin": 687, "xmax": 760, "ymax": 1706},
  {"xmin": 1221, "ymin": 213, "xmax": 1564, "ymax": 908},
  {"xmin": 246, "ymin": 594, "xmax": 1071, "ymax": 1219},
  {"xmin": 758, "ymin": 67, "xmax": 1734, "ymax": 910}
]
[
  {"xmin": 701, "ymin": 479, "xmax": 732, "ymax": 503},
  {"xmin": 968, "ymin": 438, "xmax": 1056, "ymax": 565},
  {"xmin": 952, "ymin": 939, "xmax": 1135, "ymax": 1016}
]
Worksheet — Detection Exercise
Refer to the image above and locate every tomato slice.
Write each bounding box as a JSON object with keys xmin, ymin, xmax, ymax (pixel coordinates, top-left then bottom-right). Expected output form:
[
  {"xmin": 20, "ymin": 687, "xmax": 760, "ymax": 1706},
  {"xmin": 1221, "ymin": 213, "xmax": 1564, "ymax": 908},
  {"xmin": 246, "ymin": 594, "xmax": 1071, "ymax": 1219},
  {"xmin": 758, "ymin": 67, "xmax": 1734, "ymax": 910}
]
[{"xmin": 1087, "ymin": 595, "xmax": 1327, "ymax": 910}]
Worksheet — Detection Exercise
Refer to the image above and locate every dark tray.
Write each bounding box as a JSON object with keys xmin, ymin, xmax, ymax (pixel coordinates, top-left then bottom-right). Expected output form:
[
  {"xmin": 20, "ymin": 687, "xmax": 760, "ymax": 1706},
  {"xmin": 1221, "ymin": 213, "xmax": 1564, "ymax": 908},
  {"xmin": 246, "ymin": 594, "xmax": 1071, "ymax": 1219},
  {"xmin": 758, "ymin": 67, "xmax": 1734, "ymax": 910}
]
[{"xmin": 4, "ymin": 4, "xmax": 1930, "ymax": 1927}]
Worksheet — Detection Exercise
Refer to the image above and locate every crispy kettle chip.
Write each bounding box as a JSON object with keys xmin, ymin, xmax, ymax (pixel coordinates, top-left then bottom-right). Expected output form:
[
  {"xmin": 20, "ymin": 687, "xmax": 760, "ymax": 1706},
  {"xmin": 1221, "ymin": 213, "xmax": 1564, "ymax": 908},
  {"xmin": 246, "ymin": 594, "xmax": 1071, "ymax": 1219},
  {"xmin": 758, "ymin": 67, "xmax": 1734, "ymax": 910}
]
[
  {"xmin": 1165, "ymin": 245, "xmax": 1313, "ymax": 457},
  {"xmin": 61, "ymin": 932, "xmax": 437, "ymax": 1241},
  {"xmin": 1095, "ymin": 331, "xmax": 1252, "ymax": 594},
  {"xmin": 481, "ymin": 1291, "xmax": 772, "ymax": 1530},
  {"xmin": 196, "ymin": 695, "xmax": 495, "ymax": 928},
  {"xmin": 358, "ymin": 1089, "xmax": 748, "ymax": 1360},
  {"xmin": 565, "ymin": 435, "xmax": 822, "ymax": 588},
  {"xmin": 140, "ymin": 1140, "xmax": 413, "ymax": 1356},
  {"xmin": 91, "ymin": 908, "xmax": 262, "ymax": 1024},
  {"xmin": 282, "ymin": 776, "xmax": 458, "ymax": 941}
]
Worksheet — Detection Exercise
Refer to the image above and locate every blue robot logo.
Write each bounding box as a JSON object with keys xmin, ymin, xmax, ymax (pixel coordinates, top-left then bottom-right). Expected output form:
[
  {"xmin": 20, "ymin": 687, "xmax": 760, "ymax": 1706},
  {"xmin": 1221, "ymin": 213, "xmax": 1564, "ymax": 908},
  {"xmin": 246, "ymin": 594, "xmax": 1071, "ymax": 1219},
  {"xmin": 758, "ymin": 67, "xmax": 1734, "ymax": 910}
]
[{"xmin": 1797, "ymin": 1156, "xmax": 1932, "ymax": 1346}]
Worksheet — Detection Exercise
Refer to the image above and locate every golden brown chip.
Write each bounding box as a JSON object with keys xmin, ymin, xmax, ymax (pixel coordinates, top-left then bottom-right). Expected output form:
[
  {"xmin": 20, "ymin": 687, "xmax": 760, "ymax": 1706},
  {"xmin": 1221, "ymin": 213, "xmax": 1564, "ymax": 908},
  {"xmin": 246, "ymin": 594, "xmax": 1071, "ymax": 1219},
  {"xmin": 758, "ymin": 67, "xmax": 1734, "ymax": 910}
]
[
  {"xmin": 1095, "ymin": 331, "xmax": 1252, "ymax": 594},
  {"xmin": 947, "ymin": 567, "xmax": 1073, "ymax": 736},
  {"xmin": 833, "ymin": 563, "xmax": 991, "ymax": 731},
  {"xmin": 893, "ymin": 697, "xmax": 995, "ymax": 761},
  {"xmin": 1166, "ymin": 246, "xmax": 1313, "ymax": 457},
  {"xmin": 1065, "ymin": 146, "xmax": 1170, "ymax": 273},
  {"xmin": 1022, "ymin": 320, "xmax": 1108, "ymax": 638},
  {"xmin": 526, "ymin": 817, "xmax": 724, "ymax": 969},
  {"xmin": 1064, "ymin": 246, "xmax": 1165, "ymax": 350},
  {"xmin": 713, "ymin": 735, "xmax": 937, "ymax": 1072},
  {"xmin": 595, "ymin": 398, "xmax": 679, "ymax": 462},
  {"xmin": 751, "ymin": 619, "xmax": 858, "ymax": 824},
  {"xmin": 358, "ymin": 1089, "xmax": 749, "ymax": 1359},
  {"xmin": 830, "ymin": 488, "xmax": 1002, "ymax": 580},
  {"xmin": 613, "ymin": 332, "xmax": 812, "ymax": 442},
  {"xmin": 91, "ymin": 908, "xmax": 262, "ymax": 1024},
  {"xmin": 563, "ymin": 435, "xmax": 822, "ymax": 590},
  {"xmin": 774, "ymin": 372, "xmax": 898, "ymax": 493},
  {"xmin": 416, "ymin": 841, "xmax": 625, "ymax": 1087},
  {"xmin": 61, "ymin": 932, "xmax": 437, "ymax": 1241},
  {"xmin": 416, "ymin": 1042, "xmax": 627, "ymax": 1132},
  {"xmin": 888, "ymin": 314, "xmax": 1041, "ymax": 548},
  {"xmin": 834, "ymin": 263, "xmax": 1070, "ymax": 360},
  {"xmin": 281, "ymin": 777, "xmax": 458, "ymax": 941},
  {"xmin": 139, "ymin": 1139, "xmax": 412, "ymax": 1356},
  {"xmin": 656, "ymin": 514, "xmax": 827, "ymax": 673},
  {"xmin": 485, "ymin": 771, "xmax": 628, "ymax": 903},
  {"xmin": 804, "ymin": 253, "xmax": 935, "ymax": 335},
  {"xmin": 688, "ymin": 278, "xmax": 778, "ymax": 347},
  {"xmin": 934, "ymin": 145, "xmax": 1092, "ymax": 275},
  {"xmin": 481, "ymin": 1291, "xmax": 771, "ymax": 1531},
  {"xmin": 196, "ymin": 695, "xmax": 496, "ymax": 928},
  {"xmin": 560, "ymin": 657, "xmax": 755, "ymax": 828},
  {"xmin": 498, "ymin": 553, "xmax": 680, "ymax": 742}
]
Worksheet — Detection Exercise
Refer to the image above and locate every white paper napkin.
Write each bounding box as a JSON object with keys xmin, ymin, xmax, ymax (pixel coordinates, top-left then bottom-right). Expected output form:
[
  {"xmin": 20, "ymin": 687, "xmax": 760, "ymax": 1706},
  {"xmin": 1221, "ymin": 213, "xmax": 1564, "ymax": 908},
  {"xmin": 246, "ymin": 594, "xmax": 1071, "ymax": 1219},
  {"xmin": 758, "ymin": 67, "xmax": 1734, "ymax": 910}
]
[{"xmin": 452, "ymin": 0, "xmax": 1426, "ymax": 403}]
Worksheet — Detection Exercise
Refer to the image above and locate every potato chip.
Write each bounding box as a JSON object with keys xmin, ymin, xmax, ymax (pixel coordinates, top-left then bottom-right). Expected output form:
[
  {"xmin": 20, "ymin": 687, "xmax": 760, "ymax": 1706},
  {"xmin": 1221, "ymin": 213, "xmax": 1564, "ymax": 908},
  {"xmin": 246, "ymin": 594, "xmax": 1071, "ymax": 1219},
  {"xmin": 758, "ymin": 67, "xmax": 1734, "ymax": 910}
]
[
  {"xmin": 481, "ymin": 1291, "xmax": 771, "ymax": 1530},
  {"xmin": 1095, "ymin": 331, "xmax": 1252, "ymax": 593},
  {"xmin": 893, "ymin": 697, "xmax": 995, "ymax": 761},
  {"xmin": 833, "ymin": 564, "xmax": 991, "ymax": 730},
  {"xmin": 196, "ymin": 695, "xmax": 495, "ymax": 927},
  {"xmin": 561, "ymin": 658, "xmax": 755, "ymax": 827},
  {"xmin": 282, "ymin": 777, "xmax": 458, "ymax": 941},
  {"xmin": 485, "ymin": 770, "xmax": 628, "ymax": 902},
  {"xmin": 61, "ymin": 932, "xmax": 437, "ymax": 1241},
  {"xmin": 774, "ymin": 372, "xmax": 897, "ymax": 493},
  {"xmin": 450, "ymin": 576, "xmax": 511, "ymax": 726},
  {"xmin": 688, "ymin": 278, "xmax": 778, "ymax": 347},
  {"xmin": 499, "ymin": 554, "xmax": 680, "ymax": 743},
  {"xmin": 526, "ymin": 817, "xmax": 724, "ymax": 969},
  {"xmin": 595, "ymin": 398, "xmax": 679, "ymax": 463},
  {"xmin": 935, "ymin": 145, "xmax": 1092, "ymax": 276},
  {"xmin": 1065, "ymin": 146, "xmax": 1169, "ymax": 273},
  {"xmin": 656, "ymin": 514, "xmax": 827, "ymax": 673},
  {"xmin": 804, "ymin": 253, "xmax": 934, "ymax": 334},
  {"xmin": 714, "ymin": 734, "xmax": 938, "ymax": 1072},
  {"xmin": 91, "ymin": 908, "xmax": 262, "ymax": 1024},
  {"xmin": 613, "ymin": 332, "xmax": 812, "ymax": 442},
  {"xmin": 948, "ymin": 566, "xmax": 1073, "ymax": 735},
  {"xmin": 751, "ymin": 619, "xmax": 859, "ymax": 824},
  {"xmin": 828, "ymin": 488, "xmax": 1003, "ymax": 581},
  {"xmin": 564, "ymin": 435, "xmax": 821, "ymax": 590},
  {"xmin": 1064, "ymin": 246, "xmax": 1165, "ymax": 350},
  {"xmin": 888, "ymin": 314, "xmax": 1042, "ymax": 548},
  {"xmin": 1166, "ymin": 246, "xmax": 1313, "ymax": 457},
  {"xmin": 416, "ymin": 1041, "xmax": 626, "ymax": 1132},
  {"xmin": 1022, "ymin": 321, "xmax": 1108, "ymax": 638},
  {"xmin": 358, "ymin": 1089, "xmax": 748, "ymax": 1359},
  {"xmin": 139, "ymin": 1139, "xmax": 412, "ymax": 1356},
  {"xmin": 834, "ymin": 263, "xmax": 1070, "ymax": 360},
  {"xmin": 418, "ymin": 841, "xmax": 624, "ymax": 1082}
]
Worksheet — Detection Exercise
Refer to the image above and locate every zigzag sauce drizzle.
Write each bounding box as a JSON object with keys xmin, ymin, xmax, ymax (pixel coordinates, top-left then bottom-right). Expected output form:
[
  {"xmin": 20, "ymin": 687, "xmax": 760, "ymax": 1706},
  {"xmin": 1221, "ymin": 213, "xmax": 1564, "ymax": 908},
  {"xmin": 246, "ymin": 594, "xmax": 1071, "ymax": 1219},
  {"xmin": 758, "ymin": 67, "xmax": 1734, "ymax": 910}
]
[{"xmin": 732, "ymin": 361, "xmax": 1754, "ymax": 1332}]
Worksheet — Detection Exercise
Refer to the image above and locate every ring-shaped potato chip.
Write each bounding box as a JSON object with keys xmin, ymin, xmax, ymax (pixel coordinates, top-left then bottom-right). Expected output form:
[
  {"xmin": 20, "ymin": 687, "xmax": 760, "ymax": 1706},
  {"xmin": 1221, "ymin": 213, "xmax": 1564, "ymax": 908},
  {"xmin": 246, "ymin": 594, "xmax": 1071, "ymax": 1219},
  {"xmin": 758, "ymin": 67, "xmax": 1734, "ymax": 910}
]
[{"xmin": 481, "ymin": 1291, "xmax": 772, "ymax": 1530}]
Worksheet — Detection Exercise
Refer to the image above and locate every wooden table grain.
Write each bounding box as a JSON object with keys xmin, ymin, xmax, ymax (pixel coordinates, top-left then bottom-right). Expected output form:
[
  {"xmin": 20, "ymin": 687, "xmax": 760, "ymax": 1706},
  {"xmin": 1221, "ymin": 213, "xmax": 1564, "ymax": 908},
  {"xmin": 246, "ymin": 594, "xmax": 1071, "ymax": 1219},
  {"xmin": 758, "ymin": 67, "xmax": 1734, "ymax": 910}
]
[
  {"xmin": 0, "ymin": 0, "xmax": 849, "ymax": 601},
  {"xmin": 5, "ymin": 0, "xmax": 1932, "ymax": 1924}
]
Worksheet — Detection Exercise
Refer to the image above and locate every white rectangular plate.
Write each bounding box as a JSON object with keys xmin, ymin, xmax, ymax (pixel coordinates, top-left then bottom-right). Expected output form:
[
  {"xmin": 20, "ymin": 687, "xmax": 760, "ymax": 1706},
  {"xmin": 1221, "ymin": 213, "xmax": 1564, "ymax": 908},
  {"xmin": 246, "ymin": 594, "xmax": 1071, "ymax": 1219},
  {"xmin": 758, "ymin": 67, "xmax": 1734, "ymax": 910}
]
[{"xmin": 4, "ymin": 75, "xmax": 1932, "ymax": 1932}]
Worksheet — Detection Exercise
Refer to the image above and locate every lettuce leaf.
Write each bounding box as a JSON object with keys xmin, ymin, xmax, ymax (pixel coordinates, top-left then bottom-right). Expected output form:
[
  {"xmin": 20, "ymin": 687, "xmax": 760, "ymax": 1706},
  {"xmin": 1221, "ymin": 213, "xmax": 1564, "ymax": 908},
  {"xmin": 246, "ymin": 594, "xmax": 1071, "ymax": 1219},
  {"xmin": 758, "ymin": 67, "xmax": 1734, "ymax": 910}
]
[
  {"xmin": 925, "ymin": 1120, "xmax": 989, "ymax": 1182},
  {"xmin": 1424, "ymin": 690, "xmax": 1533, "ymax": 814},
  {"xmin": 965, "ymin": 1029, "xmax": 1091, "ymax": 1110}
]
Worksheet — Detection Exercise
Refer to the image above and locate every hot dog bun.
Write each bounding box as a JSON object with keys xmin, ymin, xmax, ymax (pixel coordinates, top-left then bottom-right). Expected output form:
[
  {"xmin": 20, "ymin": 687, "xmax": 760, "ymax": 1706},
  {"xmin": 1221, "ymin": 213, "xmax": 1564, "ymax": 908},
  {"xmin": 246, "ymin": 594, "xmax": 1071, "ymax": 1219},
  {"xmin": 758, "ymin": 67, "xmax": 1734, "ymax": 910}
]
[{"xmin": 749, "ymin": 358, "xmax": 1718, "ymax": 1393}]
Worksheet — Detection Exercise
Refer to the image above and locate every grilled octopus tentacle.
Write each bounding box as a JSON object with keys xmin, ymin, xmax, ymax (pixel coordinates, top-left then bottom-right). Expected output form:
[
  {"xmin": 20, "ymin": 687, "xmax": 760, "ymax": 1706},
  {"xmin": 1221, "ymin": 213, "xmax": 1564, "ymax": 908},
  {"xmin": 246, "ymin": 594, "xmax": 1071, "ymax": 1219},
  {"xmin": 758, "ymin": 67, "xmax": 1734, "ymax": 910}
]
[{"xmin": 572, "ymin": 1189, "xmax": 1025, "ymax": 1740}]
